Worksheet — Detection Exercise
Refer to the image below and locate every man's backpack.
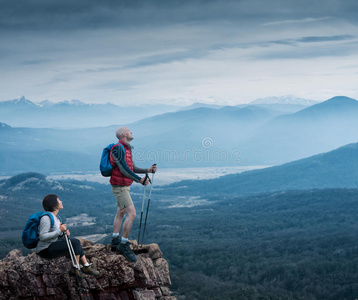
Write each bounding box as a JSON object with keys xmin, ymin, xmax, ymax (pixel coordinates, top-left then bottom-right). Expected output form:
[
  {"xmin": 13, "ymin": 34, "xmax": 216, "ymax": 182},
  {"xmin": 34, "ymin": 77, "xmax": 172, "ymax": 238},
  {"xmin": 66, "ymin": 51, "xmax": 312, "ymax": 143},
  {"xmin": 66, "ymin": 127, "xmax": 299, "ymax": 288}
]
[
  {"xmin": 22, "ymin": 212, "xmax": 56, "ymax": 249},
  {"xmin": 100, "ymin": 143, "xmax": 125, "ymax": 177}
]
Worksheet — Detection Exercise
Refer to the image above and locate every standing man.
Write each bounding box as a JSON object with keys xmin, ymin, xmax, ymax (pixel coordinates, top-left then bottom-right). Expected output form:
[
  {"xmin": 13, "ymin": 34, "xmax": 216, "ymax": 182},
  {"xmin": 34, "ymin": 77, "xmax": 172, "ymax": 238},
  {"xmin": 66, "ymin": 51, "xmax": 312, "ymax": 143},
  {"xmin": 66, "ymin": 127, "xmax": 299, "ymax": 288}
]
[{"xmin": 110, "ymin": 127, "xmax": 157, "ymax": 262}]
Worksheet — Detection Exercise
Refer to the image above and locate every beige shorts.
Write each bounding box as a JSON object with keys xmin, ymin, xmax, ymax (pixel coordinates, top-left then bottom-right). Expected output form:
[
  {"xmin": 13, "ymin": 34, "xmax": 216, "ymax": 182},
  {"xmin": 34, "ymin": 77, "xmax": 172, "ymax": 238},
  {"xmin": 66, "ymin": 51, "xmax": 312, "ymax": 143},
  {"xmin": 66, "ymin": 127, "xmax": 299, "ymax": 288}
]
[{"xmin": 112, "ymin": 186, "xmax": 133, "ymax": 209}]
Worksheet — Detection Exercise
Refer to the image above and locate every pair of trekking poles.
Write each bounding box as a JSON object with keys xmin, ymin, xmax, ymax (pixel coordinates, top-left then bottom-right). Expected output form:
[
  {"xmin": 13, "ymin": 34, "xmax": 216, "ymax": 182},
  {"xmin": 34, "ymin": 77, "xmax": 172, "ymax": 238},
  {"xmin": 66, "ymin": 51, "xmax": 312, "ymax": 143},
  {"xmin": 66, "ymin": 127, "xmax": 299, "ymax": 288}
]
[
  {"xmin": 137, "ymin": 164, "xmax": 156, "ymax": 249},
  {"xmin": 64, "ymin": 233, "xmax": 90, "ymax": 300}
]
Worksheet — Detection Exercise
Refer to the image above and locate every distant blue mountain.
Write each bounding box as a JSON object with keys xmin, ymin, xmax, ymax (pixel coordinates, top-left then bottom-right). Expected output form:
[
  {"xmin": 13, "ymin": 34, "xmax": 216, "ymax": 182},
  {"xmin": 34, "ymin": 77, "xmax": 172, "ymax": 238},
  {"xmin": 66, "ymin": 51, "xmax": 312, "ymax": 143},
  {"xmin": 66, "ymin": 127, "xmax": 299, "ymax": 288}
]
[
  {"xmin": 0, "ymin": 104, "xmax": 277, "ymax": 173},
  {"xmin": 250, "ymin": 95, "xmax": 318, "ymax": 106},
  {"xmin": 178, "ymin": 102, "xmax": 224, "ymax": 111},
  {"xmin": 0, "ymin": 97, "xmax": 180, "ymax": 128},
  {"xmin": 293, "ymin": 96, "xmax": 358, "ymax": 118},
  {"xmin": 129, "ymin": 105, "xmax": 276, "ymax": 158},
  {"xmin": 0, "ymin": 122, "xmax": 11, "ymax": 129},
  {"xmin": 1, "ymin": 95, "xmax": 358, "ymax": 173},
  {"xmin": 248, "ymin": 95, "xmax": 318, "ymax": 114},
  {"xmin": 0, "ymin": 96, "xmax": 314, "ymax": 129},
  {"xmin": 0, "ymin": 96, "xmax": 37, "ymax": 108},
  {"xmin": 167, "ymin": 142, "xmax": 358, "ymax": 196},
  {"xmin": 241, "ymin": 96, "xmax": 358, "ymax": 164}
]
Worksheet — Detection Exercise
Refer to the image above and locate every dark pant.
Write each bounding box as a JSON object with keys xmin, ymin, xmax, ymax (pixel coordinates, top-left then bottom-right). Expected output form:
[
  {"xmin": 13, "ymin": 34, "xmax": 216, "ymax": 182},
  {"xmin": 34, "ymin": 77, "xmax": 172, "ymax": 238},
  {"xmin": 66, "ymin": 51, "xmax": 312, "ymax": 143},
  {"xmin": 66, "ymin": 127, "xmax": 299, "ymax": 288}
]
[{"xmin": 38, "ymin": 238, "xmax": 85, "ymax": 259}]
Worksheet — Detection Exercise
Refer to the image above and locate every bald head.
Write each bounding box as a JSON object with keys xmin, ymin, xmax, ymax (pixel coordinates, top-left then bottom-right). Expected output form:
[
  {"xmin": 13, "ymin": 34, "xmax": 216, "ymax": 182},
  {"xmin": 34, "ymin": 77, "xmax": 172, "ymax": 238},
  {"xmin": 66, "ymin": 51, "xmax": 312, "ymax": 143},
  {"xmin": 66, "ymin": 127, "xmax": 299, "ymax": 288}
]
[
  {"xmin": 116, "ymin": 127, "xmax": 133, "ymax": 142},
  {"xmin": 116, "ymin": 127, "xmax": 127, "ymax": 140}
]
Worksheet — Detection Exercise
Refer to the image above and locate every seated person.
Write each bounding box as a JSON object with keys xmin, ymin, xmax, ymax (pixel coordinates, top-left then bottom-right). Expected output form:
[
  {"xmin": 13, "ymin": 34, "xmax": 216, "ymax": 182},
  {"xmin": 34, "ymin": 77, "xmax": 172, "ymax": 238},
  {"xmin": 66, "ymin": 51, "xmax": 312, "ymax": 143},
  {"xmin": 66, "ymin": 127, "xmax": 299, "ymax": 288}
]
[{"xmin": 36, "ymin": 194, "xmax": 100, "ymax": 276}]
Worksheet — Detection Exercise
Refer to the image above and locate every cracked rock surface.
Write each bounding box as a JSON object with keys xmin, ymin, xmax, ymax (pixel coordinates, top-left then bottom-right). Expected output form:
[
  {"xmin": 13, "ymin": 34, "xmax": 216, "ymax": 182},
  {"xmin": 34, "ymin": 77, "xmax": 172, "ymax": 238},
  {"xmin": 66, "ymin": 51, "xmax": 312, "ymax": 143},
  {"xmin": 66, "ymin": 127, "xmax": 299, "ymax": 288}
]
[{"xmin": 0, "ymin": 240, "xmax": 176, "ymax": 300}]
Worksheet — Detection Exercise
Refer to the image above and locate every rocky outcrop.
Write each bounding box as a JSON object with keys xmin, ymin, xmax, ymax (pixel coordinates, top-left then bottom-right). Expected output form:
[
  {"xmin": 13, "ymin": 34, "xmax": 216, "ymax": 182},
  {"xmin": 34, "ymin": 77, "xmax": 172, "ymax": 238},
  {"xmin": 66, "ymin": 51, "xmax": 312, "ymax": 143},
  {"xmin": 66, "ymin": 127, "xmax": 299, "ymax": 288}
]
[{"xmin": 0, "ymin": 240, "xmax": 176, "ymax": 300}]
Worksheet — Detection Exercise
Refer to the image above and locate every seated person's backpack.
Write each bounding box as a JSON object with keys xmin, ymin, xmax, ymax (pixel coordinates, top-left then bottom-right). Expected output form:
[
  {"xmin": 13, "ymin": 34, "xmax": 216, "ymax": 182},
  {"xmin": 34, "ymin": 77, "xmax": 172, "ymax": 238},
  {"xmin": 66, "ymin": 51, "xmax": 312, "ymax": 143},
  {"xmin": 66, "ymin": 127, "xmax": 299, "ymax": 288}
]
[{"xmin": 22, "ymin": 212, "xmax": 60, "ymax": 249}]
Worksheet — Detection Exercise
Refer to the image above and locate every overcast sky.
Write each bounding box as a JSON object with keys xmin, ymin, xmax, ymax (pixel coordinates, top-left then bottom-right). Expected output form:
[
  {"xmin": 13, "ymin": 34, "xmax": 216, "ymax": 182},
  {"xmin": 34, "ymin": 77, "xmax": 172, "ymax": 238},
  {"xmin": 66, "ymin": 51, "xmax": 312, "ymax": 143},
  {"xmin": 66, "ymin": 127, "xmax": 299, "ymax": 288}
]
[{"xmin": 1, "ymin": 0, "xmax": 357, "ymax": 105}]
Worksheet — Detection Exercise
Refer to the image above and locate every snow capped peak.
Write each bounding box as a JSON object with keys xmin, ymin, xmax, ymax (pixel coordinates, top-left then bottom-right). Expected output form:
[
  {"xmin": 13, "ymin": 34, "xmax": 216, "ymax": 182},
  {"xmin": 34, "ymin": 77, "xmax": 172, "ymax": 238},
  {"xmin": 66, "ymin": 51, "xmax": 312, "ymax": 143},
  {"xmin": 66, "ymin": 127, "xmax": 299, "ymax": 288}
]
[
  {"xmin": 0, "ymin": 122, "xmax": 11, "ymax": 129},
  {"xmin": 250, "ymin": 95, "xmax": 318, "ymax": 106},
  {"xmin": 38, "ymin": 100, "xmax": 54, "ymax": 107},
  {"xmin": 59, "ymin": 99, "xmax": 86, "ymax": 106},
  {"xmin": 37, "ymin": 99, "xmax": 86, "ymax": 107},
  {"xmin": 9, "ymin": 96, "xmax": 36, "ymax": 106}
]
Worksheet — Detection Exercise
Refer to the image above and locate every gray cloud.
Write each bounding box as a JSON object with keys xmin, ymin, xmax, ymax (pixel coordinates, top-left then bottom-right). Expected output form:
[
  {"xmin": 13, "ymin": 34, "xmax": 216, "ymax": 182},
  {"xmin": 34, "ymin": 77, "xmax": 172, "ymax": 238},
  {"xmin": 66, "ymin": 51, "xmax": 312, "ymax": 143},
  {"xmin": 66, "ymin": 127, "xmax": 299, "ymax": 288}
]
[
  {"xmin": 298, "ymin": 35, "xmax": 356, "ymax": 43},
  {"xmin": 254, "ymin": 41, "xmax": 358, "ymax": 60},
  {"xmin": 263, "ymin": 17, "xmax": 332, "ymax": 26},
  {"xmin": 1, "ymin": 0, "xmax": 358, "ymax": 104},
  {"xmin": 260, "ymin": 35, "xmax": 357, "ymax": 48},
  {"xmin": 2, "ymin": 0, "xmax": 358, "ymax": 32}
]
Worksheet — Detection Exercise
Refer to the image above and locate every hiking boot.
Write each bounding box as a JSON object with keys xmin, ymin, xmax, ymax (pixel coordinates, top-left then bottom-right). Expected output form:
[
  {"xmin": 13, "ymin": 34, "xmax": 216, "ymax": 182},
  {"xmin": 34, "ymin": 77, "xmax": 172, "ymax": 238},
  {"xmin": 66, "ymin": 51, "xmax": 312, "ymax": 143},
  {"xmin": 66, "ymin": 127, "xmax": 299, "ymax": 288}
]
[
  {"xmin": 111, "ymin": 236, "xmax": 121, "ymax": 251},
  {"xmin": 117, "ymin": 241, "xmax": 137, "ymax": 262},
  {"xmin": 82, "ymin": 265, "xmax": 100, "ymax": 277},
  {"xmin": 69, "ymin": 266, "xmax": 81, "ymax": 277}
]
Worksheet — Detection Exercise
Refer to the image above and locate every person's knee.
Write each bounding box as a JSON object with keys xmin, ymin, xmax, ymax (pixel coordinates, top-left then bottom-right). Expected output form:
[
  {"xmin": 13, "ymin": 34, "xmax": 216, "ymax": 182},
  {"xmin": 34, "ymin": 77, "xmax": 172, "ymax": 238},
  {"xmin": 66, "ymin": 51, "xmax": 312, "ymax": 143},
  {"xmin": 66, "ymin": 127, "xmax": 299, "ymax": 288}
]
[
  {"xmin": 127, "ymin": 210, "xmax": 136, "ymax": 221},
  {"xmin": 116, "ymin": 208, "xmax": 125, "ymax": 218},
  {"xmin": 70, "ymin": 238, "xmax": 80, "ymax": 247},
  {"xmin": 70, "ymin": 238, "xmax": 83, "ymax": 254}
]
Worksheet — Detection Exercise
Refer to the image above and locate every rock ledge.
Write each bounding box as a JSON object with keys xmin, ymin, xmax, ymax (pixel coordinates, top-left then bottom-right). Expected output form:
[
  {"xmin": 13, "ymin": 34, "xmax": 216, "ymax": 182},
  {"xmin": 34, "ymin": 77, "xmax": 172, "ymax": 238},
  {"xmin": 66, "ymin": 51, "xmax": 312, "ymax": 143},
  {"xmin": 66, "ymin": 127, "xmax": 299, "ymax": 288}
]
[{"xmin": 0, "ymin": 240, "xmax": 176, "ymax": 300}]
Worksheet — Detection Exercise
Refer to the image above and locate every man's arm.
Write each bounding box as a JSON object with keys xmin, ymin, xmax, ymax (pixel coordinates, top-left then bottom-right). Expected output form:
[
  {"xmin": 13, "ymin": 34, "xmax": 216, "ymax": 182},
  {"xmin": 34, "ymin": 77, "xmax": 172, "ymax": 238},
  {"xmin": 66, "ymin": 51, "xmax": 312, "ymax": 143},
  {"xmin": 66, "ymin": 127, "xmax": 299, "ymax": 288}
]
[
  {"xmin": 133, "ymin": 164, "xmax": 149, "ymax": 174},
  {"xmin": 112, "ymin": 145, "xmax": 141, "ymax": 183}
]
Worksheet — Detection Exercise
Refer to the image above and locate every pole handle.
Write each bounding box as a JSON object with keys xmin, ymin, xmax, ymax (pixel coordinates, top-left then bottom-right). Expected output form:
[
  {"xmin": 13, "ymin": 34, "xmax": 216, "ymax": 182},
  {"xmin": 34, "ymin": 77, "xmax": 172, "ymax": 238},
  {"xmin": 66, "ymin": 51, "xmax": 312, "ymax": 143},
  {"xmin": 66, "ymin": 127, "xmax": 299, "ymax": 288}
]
[{"xmin": 151, "ymin": 163, "xmax": 157, "ymax": 173}]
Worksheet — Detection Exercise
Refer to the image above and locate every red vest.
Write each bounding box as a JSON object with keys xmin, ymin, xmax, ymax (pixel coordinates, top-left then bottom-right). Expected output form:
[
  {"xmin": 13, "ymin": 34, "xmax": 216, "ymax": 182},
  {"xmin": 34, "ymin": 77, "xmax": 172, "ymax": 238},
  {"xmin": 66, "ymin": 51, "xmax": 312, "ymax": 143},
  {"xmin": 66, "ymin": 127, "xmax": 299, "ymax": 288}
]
[{"xmin": 109, "ymin": 141, "xmax": 134, "ymax": 186}]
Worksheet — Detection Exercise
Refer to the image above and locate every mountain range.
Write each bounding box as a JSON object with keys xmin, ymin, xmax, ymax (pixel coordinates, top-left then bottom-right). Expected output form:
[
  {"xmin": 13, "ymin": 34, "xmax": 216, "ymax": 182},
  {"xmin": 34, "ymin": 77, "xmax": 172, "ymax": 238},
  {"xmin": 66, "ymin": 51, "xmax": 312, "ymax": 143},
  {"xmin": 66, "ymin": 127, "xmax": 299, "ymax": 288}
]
[
  {"xmin": 0, "ymin": 96, "xmax": 314, "ymax": 129},
  {"xmin": 249, "ymin": 95, "xmax": 319, "ymax": 114},
  {"xmin": 1, "ymin": 95, "xmax": 357, "ymax": 173},
  {"xmin": 131, "ymin": 95, "xmax": 358, "ymax": 167},
  {"xmin": 242, "ymin": 96, "xmax": 358, "ymax": 164},
  {"xmin": 0, "ymin": 96, "xmax": 180, "ymax": 128},
  {"xmin": 250, "ymin": 95, "xmax": 318, "ymax": 106},
  {"xmin": 0, "ymin": 104, "xmax": 276, "ymax": 173}
]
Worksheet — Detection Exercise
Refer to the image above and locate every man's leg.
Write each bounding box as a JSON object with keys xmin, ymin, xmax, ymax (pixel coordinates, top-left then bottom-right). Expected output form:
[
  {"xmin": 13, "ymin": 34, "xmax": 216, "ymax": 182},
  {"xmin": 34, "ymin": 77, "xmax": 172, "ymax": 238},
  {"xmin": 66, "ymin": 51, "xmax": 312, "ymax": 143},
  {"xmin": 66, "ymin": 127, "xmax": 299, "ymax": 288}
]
[
  {"xmin": 111, "ymin": 207, "xmax": 125, "ymax": 250},
  {"xmin": 113, "ymin": 207, "xmax": 126, "ymax": 234},
  {"xmin": 121, "ymin": 204, "xmax": 136, "ymax": 238},
  {"xmin": 117, "ymin": 204, "xmax": 137, "ymax": 262},
  {"xmin": 111, "ymin": 186, "xmax": 130, "ymax": 249}
]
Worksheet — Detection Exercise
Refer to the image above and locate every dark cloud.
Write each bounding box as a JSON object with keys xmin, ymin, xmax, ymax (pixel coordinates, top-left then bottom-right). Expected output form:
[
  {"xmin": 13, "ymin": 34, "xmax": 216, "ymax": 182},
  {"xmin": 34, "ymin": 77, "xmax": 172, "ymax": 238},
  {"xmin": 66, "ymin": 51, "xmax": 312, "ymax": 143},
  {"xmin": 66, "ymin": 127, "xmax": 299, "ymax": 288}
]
[
  {"xmin": 254, "ymin": 40, "xmax": 358, "ymax": 60},
  {"xmin": 299, "ymin": 35, "xmax": 356, "ymax": 43},
  {"xmin": 123, "ymin": 49, "xmax": 209, "ymax": 69},
  {"xmin": 1, "ymin": 0, "xmax": 358, "ymax": 103},
  {"xmin": 1, "ymin": 0, "xmax": 357, "ymax": 32},
  {"xmin": 263, "ymin": 35, "xmax": 356, "ymax": 47},
  {"xmin": 0, "ymin": 0, "xmax": 235, "ymax": 31}
]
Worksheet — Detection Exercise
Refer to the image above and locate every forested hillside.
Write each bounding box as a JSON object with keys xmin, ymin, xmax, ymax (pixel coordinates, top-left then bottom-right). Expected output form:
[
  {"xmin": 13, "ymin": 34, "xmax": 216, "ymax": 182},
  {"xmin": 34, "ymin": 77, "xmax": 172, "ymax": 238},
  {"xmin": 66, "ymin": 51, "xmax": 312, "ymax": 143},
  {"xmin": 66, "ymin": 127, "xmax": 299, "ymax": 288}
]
[{"xmin": 1, "ymin": 173, "xmax": 358, "ymax": 299}]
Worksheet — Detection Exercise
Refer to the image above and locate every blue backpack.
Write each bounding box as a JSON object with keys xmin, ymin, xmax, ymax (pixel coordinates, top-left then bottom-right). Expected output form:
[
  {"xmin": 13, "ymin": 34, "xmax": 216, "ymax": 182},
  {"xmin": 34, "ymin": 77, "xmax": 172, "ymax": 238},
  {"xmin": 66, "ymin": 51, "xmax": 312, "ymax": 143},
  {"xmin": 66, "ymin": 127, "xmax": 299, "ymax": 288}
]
[
  {"xmin": 22, "ymin": 212, "xmax": 58, "ymax": 249},
  {"xmin": 100, "ymin": 143, "xmax": 125, "ymax": 177}
]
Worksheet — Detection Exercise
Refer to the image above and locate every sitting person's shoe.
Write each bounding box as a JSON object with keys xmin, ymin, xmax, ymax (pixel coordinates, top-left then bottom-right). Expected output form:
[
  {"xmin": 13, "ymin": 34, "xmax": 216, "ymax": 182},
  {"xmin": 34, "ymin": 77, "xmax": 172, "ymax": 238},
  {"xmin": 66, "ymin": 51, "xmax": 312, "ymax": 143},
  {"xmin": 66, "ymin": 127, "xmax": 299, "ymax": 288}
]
[
  {"xmin": 117, "ymin": 241, "xmax": 137, "ymax": 262},
  {"xmin": 69, "ymin": 266, "xmax": 81, "ymax": 277},
  {"xmin": 111, "ymin": 236, "xmax": 121, "ymax": 251},
  {"xmin": 82, "ymin": 264, "xmax": 100, "ymax": 277}
]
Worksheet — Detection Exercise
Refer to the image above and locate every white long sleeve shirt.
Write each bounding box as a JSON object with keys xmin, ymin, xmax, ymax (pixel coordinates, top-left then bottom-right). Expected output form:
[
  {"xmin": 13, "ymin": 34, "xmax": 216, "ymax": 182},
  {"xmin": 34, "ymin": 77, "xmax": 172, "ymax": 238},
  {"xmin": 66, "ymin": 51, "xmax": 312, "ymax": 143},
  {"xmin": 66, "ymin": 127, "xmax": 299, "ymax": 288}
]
[{"xmin": 35, "ymin": 212, "xmax": 62, "ymax": 253}]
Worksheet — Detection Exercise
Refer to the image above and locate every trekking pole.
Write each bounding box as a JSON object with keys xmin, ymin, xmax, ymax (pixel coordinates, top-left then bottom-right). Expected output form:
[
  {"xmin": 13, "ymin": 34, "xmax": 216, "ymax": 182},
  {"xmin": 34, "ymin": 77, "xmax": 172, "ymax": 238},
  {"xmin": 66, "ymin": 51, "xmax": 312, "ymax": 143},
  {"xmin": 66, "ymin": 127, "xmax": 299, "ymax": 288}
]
[
  {"xmin": 65, "ymin": 234, "xmax": 90, "ymax": 300},
  {"xmin": 141, "ymin": 165, "xmax": 156, "ymax": 246},
  {"xmin": 137, "ymin": 173, "xmax": 149, "ymax": 249}
]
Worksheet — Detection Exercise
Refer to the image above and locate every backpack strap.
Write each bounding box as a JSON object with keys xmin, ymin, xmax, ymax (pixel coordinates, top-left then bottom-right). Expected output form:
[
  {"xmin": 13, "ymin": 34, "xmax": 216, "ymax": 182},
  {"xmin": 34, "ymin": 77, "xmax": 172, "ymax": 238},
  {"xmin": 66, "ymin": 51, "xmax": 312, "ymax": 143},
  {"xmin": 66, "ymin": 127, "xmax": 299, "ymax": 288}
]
[
  {"xmin": 111, "ymin": 143, "xmax": 126, "ymax": 167},
  {"xmin": 112, "ymin": 143, "xmax": 125, "ymax": 155},
  {"xmin": 41, "ymin": 212, "xmax": 55, "ymax": 228}
]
